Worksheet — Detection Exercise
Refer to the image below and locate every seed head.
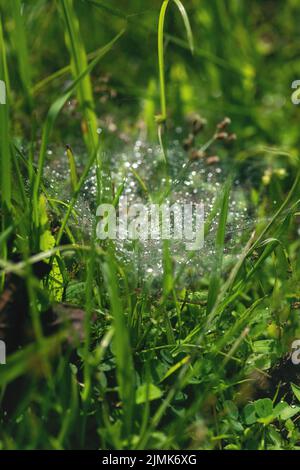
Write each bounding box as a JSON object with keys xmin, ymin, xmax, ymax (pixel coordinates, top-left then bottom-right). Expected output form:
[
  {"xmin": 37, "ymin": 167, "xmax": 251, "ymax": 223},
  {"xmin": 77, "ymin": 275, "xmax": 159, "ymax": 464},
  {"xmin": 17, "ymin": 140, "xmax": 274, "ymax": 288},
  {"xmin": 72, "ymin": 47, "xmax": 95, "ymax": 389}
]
[
  {"xmin": 217, "ymin": 116, "xmax": 231, "ymax": 130},
  {"xmin": 189, "ymin": 149, "xmax": 206, "ymax": 161},
  {"xmin": 206, "ymin": 155, "xmax": 220, "ymax": 165}
]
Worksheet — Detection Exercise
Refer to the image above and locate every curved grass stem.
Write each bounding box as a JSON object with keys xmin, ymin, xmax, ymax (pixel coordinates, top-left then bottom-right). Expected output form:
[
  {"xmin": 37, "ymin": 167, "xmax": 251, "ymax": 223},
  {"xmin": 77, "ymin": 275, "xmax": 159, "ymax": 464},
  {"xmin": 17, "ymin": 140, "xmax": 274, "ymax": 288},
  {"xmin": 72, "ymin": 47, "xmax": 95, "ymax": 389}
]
[{"xmin": 157, "ymin": 0, "xmax": 194, "ymax": 124}]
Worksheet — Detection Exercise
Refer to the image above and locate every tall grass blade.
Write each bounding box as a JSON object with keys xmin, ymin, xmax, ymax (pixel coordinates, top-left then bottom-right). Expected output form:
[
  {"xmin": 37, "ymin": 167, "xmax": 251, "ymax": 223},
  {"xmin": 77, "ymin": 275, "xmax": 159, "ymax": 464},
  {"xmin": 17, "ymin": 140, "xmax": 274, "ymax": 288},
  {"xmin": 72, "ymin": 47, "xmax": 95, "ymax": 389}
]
[
  {"xmin": 172, "ymin": 0, "xmax": 194, "ymax": 54},
  {"xmin": 206, "ymin": 177, "xmax": 231, "ymax": 313},
  {"xmin": 102, "ymin": 252, "xmax": 136, "ymax": 438},
  {"xmin": 0, "ymin": 17, "xmax": 11, "ymax": 212},
  {"xmin": 58, "ymin": 0, "xmax": 99, "ymax": 153},
  {"xmin": 157, "ymin": 0, "xmax": 194, "ymax": 123},
  {"xmin": 10, "ymin": 0, "xmax": 33, "ymax": 109},
  {"xmin": 0, "ymin": 16, "xmax": 11, "ymax": 290}
]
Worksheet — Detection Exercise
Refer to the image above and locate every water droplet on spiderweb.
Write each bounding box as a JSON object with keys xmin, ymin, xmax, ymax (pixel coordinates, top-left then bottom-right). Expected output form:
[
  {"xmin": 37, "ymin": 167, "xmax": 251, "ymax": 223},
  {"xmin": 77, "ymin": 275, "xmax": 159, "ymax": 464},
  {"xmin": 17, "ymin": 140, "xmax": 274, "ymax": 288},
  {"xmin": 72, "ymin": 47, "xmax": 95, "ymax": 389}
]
[{"xmin": 43, "ymin": 139, "xmax": 254, "ymax": 286}]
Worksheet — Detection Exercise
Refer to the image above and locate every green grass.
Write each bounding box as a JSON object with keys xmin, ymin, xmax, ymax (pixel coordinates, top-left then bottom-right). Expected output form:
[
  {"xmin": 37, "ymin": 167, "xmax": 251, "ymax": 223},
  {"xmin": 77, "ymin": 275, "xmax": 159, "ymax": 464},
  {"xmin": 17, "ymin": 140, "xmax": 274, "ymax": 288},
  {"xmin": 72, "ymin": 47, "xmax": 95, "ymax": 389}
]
[
  {"xmin": 0, "ymin": 0, "xmax": 300, "ymax": 451},
  {"xmin": 58, "ymin": 0, "xmax": 99, "ymax": 154},
  {"xmin": 157, "ymin": 0, "xmax": 194, "ymax": 124}
]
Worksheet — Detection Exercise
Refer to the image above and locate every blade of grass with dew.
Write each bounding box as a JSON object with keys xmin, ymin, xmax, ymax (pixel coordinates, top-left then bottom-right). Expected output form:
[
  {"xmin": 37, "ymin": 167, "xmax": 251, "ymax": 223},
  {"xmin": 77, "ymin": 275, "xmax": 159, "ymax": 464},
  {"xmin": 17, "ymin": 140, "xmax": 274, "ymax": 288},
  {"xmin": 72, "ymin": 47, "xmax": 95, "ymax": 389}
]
[
  {"xmin": 206, "ymin": 177, "xmax": 232, "ymax": 314},
  {"xmin": 55, "ymin": 140, "xmax": 101, "ymax": 246},
  {"xmin": 161, "ymin": 240, "xmax": 176, "ymax": 344},
  {"xmin": 65, "ymin": 145, "xmax": 78, "ymax": 192}
]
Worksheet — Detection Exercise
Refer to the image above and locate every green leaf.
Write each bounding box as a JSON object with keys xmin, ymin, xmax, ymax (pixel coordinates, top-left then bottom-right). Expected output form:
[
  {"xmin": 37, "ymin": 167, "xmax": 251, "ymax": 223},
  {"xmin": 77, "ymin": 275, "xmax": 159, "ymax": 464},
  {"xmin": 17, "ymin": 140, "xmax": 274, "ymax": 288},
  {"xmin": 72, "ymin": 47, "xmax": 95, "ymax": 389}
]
[
  {"xmin": 252, "ymin": 340, "xmax": 274, "ymax": 354},
  {"xmin": 254, "ymin": 398, "xmax": 273, "ymax": 419},
  {"xmin": 243, "ymin": 403, "xmax": 257, "ymax": 425},
  {"xmin": 268, "ymin": 426, "xmax": 282, "ymax": 448},
  {"xmin": 39, "ymin": 195, "xmax": 64, "ymax": 301},
  {"xmin": 274, "ymin": 402, "xmax": 300, "ymax": 421},
  {"xmin": 291, "ymin": 383, "xmax": 300, "ymax": 403},
  {"xmin": 160, "ymin": 355, "xmax": 190, "ymax": 382},
  {"xmin": 136, "ymin": 384, "xmax": 163, "ymax": 405},
  {"xmin": 224, "ymin": 400, "xmax": 239, "ymax": 420}
]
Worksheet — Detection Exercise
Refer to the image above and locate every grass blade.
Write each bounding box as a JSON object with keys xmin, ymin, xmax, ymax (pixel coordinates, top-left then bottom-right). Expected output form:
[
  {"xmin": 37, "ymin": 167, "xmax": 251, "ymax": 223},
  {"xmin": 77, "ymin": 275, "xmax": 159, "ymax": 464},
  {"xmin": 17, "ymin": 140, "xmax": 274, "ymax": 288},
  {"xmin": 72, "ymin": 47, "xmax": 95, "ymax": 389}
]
[
  {"xmin": 10, "ymin": 0, "xmax": 33, "ymax": 109},
  {"xmin": 206, "ymin": 177, "xmax": 231, "ymax": 313},
  {"xmin": 102, "ymin": 252, "xmax": 136, "ymax": 439},
  {"xmin": 0, "ymin": 17, "xmax": 11, "ymax": 211},
  {"xmin": 0, "ymin": 16, "xmax": 11, "ymax": 291},
  {"xmin": 58, "ymin": 0, "xmax": 99, "ymax": 153},
  {"xmin": 172, "ymin": 0, "xmax": 194, "ymax": 54},
  {"xmin": 157, "ymin": 0, "xmax": 194, "ymax": 123},
  {"xmin": 65, "ymin": 145, "xmax": 78, "ymax": 192}
]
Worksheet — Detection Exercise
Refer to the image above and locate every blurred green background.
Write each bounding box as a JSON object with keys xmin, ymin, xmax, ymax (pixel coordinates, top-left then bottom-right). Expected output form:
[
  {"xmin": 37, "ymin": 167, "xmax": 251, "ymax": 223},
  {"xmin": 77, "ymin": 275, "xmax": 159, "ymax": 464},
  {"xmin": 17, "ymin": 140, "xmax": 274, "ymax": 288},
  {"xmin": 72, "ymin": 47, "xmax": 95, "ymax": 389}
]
[{"xmin": 2, "ymin": 0, "xmax": 300, "ymax": 149}]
